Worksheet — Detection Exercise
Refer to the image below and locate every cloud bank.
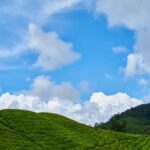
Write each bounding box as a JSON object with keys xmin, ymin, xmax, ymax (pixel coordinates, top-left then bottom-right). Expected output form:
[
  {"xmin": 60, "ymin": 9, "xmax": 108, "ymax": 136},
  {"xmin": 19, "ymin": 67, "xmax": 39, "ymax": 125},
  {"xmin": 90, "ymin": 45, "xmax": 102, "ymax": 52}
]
[
  {"xmin": 0, "ymin": 1, "xmax": 145, "ymax": 125},
  {"xmin": 0, "ymin": 76, "xmax": 143, "ymax": 125}
]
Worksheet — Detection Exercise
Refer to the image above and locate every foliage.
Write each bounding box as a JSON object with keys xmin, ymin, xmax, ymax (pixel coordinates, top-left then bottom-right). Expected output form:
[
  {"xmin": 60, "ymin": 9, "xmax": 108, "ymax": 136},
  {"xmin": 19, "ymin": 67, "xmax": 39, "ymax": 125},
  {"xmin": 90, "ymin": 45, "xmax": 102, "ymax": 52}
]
[
  {"xmin": 96, "ymin": 103, "xmax": 150, "ymax": 135},
  {"xmin": 0, "ymin": 109, "xmax": 150, "ymax": 150}
]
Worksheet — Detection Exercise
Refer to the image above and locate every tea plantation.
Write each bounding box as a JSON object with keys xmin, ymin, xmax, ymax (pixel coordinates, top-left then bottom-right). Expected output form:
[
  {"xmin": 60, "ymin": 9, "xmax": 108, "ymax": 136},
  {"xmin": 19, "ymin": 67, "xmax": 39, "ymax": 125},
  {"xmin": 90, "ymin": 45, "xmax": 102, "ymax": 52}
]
[{"xmin": 0, "ymin": 109, "xmax": 150, "ymax": 150}]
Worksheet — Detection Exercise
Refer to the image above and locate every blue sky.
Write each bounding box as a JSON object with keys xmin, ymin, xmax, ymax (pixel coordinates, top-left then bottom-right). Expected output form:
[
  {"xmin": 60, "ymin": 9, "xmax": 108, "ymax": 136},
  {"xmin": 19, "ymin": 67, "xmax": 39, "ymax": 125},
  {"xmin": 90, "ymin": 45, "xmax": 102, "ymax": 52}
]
[
  {"xmin": 0, "ymin": 2, "xmax": 145, "ymax": 99},
  {"xmin": 0, "ymin": 0, "xmax": 149, "ymax": 125}
]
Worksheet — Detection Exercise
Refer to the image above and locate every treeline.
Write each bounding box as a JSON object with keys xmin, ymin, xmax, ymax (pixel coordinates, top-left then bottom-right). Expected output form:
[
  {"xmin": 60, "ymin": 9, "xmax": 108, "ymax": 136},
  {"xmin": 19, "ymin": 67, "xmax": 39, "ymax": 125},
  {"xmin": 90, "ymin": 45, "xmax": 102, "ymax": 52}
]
[{"xmin": 95, "ymin": 103, "xmax": 150, "ymax": 135}]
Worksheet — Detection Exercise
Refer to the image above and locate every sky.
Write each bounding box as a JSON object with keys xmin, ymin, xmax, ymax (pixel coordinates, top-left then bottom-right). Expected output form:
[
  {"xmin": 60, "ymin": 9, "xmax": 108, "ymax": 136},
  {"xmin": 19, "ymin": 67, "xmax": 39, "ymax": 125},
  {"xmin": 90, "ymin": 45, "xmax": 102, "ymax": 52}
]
[{"xmin": 0, "ymin": 0, "xmax": 149, "ymax": 125}]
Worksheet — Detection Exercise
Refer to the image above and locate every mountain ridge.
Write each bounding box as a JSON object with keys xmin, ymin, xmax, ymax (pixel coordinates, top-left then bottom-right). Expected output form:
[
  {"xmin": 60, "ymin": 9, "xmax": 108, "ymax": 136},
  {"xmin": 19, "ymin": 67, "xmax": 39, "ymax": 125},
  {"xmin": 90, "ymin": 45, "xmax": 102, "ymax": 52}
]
[{"xmin": 96, "ymin": 103, "xmax": 150, "ymax": 135}]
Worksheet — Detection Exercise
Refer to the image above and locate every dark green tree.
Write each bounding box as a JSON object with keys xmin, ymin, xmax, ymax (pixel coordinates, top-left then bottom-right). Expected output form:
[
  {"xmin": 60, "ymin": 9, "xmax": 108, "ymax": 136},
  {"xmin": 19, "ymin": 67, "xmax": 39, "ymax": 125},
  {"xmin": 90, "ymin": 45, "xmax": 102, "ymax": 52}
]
[{"xmin": 110, "ymin": 120, "xmax": 127, "ymax": 132}]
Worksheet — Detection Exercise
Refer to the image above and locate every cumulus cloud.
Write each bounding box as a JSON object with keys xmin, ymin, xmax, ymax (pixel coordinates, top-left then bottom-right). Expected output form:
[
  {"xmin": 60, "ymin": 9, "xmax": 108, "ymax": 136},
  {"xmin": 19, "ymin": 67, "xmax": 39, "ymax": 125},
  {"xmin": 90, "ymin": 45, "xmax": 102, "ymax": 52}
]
[
  {"xmin": 29, "ymin": 76, "xmax": 80, "ymax": 101},
  {"xmin": 0, "ymin": 93, "xmax": 42, "ymax": 111},
  {"xmin": 0, "ymin": 0, "xmax": 95, "ymax": 70},
  {"xmin": 124, "ymin": 53, "xmax": 150, "ymax": 77},
  {"xmin": 96, "ymin": 0, "xmax": 150, "ymax": 30},
  {"xmin": 0, "ymin": 0, "xmax": 83, "ymax": 69},
  {"xmin": 96, "ymin": 0, "xmax": 150, "ymax": 77},
  {"xmin": 0, "ymin": 90, "xmax": 143, "ymax": 125},
  {"xmin": 28, "ymin": 23, "xmax": 81, "ymax": 70},
  {"xmin": 0, "ymin": 0, "xmax": 145, "ymax": 125}
]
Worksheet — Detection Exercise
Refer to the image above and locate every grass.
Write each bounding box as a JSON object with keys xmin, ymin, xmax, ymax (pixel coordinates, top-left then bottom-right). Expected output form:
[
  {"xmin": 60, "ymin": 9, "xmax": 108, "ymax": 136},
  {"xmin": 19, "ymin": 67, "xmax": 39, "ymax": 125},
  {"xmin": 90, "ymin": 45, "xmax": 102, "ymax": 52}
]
[{"xmin": 0, "ymin": 109, "xmax": 150, "ymax": 150}]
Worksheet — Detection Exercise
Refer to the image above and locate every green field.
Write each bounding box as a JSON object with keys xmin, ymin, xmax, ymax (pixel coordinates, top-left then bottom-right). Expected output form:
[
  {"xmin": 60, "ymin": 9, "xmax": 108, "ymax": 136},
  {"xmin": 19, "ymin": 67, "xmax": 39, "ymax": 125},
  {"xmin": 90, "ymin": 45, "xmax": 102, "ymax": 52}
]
[{"xmin": 0, "ymin": 109, "xmax": 150, "ymax": 150}]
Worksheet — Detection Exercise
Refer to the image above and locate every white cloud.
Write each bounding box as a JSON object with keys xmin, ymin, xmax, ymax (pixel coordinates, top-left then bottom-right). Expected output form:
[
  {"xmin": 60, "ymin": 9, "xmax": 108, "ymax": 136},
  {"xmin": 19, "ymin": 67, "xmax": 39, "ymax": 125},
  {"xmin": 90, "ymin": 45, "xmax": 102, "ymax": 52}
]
[
  {"xmin": 29, "ymin": 76, "xmax": 80, "ymax": 102},
  {"xmin": 0, "ymin": 0, "xmax": 83, "ymax": 24},
  {"xmin": 0, "ymin": 0, "xmax": 83, "ymax": 69},
  {"xmin": 124, "ymin": 53, "xmax": 150, "ymax": 77},
  {"xmin": 41, "ymin": 0, "xmax": 82, "ymax": 20},
  {"xmin": 96, "ymin": 0, "xmax": 150, "ymax": 30},
  {"xmin": 0, "ymin": 93, "xmax": 42, "ymax": 111},
  {"xmin": 0, "ymin": 1, "xmax": 145, "ymax": 125},
  {"xmin": 0, "ymin": 90, "xmax": 143, "ymax": 125},
  {"xmin": 96, "ymin": 0, "xmax": 150, "ymax": 77},
  {"xmin": 28, "ymin": 23, "xmax": 81, "ymax": 70},
  {"xmin": 112, "ymin": 46, "xmax": 128, "ymax": 54}
]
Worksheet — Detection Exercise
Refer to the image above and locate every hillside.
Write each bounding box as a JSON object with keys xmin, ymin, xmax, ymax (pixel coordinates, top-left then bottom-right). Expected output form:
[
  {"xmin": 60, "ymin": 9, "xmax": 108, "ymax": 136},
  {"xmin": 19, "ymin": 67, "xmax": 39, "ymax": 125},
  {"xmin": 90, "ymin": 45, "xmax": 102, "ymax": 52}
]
[
  {"xmin": 0, "ymin": 109, "xmax": 150, "ymax": 150},
  {"xmin": 96, "ymin": 103, "xmax": 150, "ymax": 135}
]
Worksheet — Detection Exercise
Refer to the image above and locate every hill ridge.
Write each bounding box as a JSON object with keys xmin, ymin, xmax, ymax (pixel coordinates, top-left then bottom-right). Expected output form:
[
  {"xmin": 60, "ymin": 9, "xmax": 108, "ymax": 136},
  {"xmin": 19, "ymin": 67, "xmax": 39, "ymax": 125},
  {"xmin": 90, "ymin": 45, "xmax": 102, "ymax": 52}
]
[{"xmin": 0, "ymin": 109, "xmax": 150, "ymax": 149}]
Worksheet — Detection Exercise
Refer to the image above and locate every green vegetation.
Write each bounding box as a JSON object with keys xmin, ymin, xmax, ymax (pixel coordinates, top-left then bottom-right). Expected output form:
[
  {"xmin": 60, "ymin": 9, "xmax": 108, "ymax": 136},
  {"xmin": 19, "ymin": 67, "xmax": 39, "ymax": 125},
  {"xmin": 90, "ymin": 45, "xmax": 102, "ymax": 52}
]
[
  {"xmin": 0, "ymin": 109, "xmax": 150, "ymax": 150},
  {"xmin": 96, "ymin": 103, "xmax": 150, "ymax": 135}
]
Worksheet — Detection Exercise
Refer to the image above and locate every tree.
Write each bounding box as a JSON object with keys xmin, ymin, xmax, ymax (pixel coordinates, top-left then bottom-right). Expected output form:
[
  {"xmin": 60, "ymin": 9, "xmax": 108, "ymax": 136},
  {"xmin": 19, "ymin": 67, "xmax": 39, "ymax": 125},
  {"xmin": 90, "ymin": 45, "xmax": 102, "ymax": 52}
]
[
  {"xmin": 110, "ymin": 120, "xmax": 127, "ymax": 132},
  {"xmin": 141, "ymin": 125, "xmax": 150, "ymax": 134}
]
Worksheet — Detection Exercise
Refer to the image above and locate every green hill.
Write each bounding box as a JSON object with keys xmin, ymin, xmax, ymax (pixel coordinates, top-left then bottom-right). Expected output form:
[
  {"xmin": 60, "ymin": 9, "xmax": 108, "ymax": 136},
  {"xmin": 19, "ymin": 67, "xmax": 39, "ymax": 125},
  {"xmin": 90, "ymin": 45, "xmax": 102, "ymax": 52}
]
[
  {"xmin": 96, "ymin": 103, "xmax": 150, "ymax": 135},
  {"xmin": 0, "ymin": 109, "xmax": 150, "ymax": 150}
]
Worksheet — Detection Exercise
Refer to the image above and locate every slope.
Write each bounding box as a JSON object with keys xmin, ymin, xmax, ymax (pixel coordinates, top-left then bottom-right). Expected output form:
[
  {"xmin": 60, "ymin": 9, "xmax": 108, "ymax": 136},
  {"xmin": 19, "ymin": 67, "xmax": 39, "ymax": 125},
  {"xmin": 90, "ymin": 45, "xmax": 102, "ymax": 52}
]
[
  {"xmin": 97, "ymin": 103, "xmax": 150, "ymax": 135},
  {"xmin": 0, "ymin": 109, "xmax": 150, "ymax": 150}
]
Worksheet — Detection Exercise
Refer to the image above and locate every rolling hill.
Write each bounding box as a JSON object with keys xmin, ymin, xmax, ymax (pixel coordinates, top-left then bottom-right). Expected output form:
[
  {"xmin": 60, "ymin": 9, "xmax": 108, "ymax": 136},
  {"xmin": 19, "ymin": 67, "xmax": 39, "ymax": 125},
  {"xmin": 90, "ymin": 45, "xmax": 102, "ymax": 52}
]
[
  {"xmin": 0, "ymin": 109, "xmax": 150, "ymax": 150},
  {"xmin": 96, "ymin": 103, "xmax": 150, "ymax": 135}
]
